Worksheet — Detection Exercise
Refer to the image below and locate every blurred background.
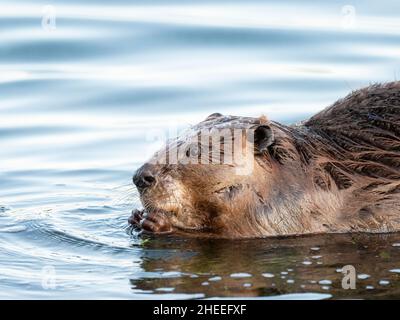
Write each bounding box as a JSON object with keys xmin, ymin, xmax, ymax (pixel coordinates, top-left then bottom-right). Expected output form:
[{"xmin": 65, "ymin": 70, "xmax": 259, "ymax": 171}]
[{"xmin": 1, "ymin": 0, "xmax": 400, "ymax": 299}]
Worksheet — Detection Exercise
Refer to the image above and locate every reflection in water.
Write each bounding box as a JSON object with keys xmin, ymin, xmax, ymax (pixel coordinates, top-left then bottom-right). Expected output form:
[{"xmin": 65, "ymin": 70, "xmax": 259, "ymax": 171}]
[{"xmin": 130, "ymin": 233, "xmax": 400, "ymax": 299}]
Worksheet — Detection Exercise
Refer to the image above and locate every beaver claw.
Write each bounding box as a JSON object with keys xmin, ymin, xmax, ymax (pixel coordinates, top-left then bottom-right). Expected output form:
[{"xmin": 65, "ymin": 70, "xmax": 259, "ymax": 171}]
[
  {"xmin": 129, "ymin": 209, "xmax": 173, "ymax": 234},
  {"xmin": 128, "ymin": 209, "xmax": 144, "ymax": 227}
]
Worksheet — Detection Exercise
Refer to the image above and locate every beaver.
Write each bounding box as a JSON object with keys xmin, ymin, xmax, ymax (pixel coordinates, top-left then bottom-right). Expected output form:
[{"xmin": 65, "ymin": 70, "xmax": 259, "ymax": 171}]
[{"xmin": 129, "ymin": 82, "xmax": 400, "ymax": 238}]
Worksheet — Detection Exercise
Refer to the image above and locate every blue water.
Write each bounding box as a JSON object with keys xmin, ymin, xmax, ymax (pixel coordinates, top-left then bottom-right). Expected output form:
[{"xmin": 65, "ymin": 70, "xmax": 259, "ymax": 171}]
[{"xmin": 2, "ymin": 0, "xmax": 400, "ymax": 299}]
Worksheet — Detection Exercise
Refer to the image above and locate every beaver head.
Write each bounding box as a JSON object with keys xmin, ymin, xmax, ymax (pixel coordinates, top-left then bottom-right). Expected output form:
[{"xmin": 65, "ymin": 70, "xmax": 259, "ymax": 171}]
[
  {"xmin": 131, "ymin": 83, "xmax": 400, "ymax": 237},
  {"xmin": 130, "ymin": 112, "xmax": 315, "ymax": 238}
]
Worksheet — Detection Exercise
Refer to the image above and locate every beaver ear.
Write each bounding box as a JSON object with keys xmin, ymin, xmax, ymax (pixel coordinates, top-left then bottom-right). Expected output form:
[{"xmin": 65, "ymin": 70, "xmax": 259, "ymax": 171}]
[
  {"xmin": 205, "ymin": 113, "xmax": 223, "ymax": 121},
  {"xmin": 254, "ymin": 125, "xmax": 275, "ymax": 153}
]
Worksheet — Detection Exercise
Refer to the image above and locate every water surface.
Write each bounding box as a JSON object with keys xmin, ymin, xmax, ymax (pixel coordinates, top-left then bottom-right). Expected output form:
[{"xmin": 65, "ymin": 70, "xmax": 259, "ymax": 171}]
[{"xmin": 1, "ymin": 0, "xmax": 400, "ymax": 299}]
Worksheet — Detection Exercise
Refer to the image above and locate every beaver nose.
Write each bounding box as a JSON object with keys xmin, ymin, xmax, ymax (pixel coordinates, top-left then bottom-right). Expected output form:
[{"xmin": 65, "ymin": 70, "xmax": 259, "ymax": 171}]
[{"xmin": 133, "ymin": 166, "xmax": 156, "ymax": 190}]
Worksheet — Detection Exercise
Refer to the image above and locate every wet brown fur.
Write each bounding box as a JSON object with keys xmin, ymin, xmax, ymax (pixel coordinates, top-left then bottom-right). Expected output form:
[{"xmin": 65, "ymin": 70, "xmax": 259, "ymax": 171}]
[{"xmin": 132, "ymin": 82, "xmax": 400, "ymax": 238}]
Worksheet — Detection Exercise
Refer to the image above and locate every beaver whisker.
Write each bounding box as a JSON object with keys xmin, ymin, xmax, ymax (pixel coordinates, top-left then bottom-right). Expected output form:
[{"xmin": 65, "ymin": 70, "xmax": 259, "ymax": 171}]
[
  {"xmin": 112, "ymin": 190, "xmax": 140, "ymax": 205},
  {"xmin": 110, "ymin": 183, "xmax": 135, "ymax": 191},
  {"xmin": 116, "ymin": 190, "xmax": 139, "ymax": 201}
]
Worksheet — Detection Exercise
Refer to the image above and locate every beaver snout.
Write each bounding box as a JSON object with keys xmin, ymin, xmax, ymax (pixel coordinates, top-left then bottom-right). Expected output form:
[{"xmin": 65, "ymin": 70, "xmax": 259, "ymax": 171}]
[{"xmin": 133, "ymin": 164, "xmax": 157, "ymax": 191}]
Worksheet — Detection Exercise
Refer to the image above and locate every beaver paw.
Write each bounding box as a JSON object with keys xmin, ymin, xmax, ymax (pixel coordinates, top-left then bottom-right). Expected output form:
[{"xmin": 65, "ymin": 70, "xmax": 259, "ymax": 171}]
[
  {"xmin": 129, "ymin": 209, "xmax": 173, "ymax": 234},
  {"xmin": 128, "ymin": 209, "xmax": 144, "ymax": 228}
]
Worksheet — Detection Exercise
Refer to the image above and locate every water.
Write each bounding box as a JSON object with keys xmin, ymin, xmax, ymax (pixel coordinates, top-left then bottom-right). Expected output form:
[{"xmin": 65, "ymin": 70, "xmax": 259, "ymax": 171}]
[{"xmin": 1, "ymin": 0, "xmax": 400, "ymax": 299}]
